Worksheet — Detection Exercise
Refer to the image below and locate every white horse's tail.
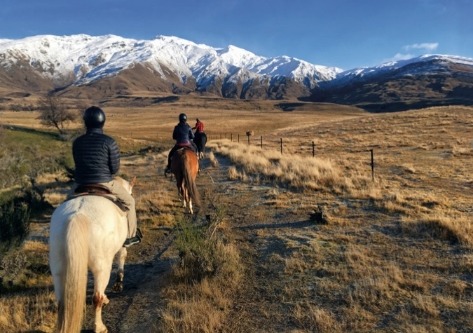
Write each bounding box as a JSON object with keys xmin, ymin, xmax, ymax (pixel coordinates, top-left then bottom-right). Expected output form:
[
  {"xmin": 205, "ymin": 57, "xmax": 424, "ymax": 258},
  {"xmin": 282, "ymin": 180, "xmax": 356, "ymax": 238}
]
[{"xmin": 57, "ymin": 214, "xmax": 89, "ymax": 333}]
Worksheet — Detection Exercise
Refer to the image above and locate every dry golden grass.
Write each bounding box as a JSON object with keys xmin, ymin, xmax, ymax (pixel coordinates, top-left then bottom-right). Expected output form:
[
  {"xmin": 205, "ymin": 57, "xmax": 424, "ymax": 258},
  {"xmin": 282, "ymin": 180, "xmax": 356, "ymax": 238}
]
[
  {"xmin": 0, "ymin": 290, "xmax": 56, "ymax": 332},
  {"xmin": 1, "ymin": 98, "xmax": 472, "ymax": 332},
  {"xmin": 210, "ymin": 139, "xmax": 374, "ymax": 193},
  {"xmin": 161, "ymin": 239, "xmax": 243, "ymax": 332},
  {"xmin": 0, "ymin": 240, "xmax": 54, "ymax": 332}
]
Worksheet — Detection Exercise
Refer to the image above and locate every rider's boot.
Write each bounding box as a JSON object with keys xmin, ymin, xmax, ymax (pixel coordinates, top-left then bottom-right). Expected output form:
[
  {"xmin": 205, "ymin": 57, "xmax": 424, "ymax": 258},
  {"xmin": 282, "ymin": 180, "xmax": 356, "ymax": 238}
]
[{"xmin": 123, "ymin": 228, "xmax": 143, "ymax": 247}]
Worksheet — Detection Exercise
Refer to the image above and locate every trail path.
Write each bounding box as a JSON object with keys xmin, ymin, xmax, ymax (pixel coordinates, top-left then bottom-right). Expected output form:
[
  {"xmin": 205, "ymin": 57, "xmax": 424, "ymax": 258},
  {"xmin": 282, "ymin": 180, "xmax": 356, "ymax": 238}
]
[
  {"xmin": 79, "ymin": 151, "xmax": 323, "ymax": 332},
  {"xmin": 63, "ymin": 147, "xmax": 471, "ymax": 332}
]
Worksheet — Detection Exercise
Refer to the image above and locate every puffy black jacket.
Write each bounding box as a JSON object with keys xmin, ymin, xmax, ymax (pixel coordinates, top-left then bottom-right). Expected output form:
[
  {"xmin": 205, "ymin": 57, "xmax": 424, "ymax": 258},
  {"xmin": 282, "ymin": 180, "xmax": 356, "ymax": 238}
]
[
  {"xmin": 72, "ymin": 128, "xmax": 120, "ymax": 184},
  {"xmin": 173, "ymin": 122, "xmax": 194, "ymax": 144}
]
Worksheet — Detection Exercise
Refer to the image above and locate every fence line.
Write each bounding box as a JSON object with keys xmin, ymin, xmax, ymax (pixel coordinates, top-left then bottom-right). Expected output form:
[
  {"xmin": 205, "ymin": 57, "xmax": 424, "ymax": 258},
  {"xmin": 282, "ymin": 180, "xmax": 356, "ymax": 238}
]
[{"xmin": 205, "ymin": 133, "xmax": 376, "ymax": 181}]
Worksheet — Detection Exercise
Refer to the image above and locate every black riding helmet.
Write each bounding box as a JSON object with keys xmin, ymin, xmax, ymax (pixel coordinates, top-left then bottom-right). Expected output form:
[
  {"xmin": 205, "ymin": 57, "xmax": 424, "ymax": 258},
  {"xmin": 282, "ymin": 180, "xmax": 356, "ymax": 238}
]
[
  {"xmin": 83, "ymin": 106, "xmax": 106, "ymax": 129},
  {"xmin": 179, "ymin": 113, "xmax": 187, "ymax": 123}
]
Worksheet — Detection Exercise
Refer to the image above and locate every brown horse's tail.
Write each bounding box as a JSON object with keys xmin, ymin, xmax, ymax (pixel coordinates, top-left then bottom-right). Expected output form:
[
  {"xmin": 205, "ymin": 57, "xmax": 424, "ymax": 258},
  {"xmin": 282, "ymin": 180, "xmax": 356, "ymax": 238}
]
[
  {"xmin": 57, "ymin": 214, "xmax": 89, "ymax": 333},
  {"xmin": 183, "ymin": 151, "xmax": 201, "ymax": 207}
]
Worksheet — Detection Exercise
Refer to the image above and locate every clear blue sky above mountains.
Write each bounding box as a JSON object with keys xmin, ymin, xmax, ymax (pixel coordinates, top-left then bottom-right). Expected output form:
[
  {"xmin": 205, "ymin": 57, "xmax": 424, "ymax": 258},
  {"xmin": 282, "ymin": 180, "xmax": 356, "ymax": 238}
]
[{"xmin": 1, "ymin": 0, "xmax": 472, "ymax": 70}]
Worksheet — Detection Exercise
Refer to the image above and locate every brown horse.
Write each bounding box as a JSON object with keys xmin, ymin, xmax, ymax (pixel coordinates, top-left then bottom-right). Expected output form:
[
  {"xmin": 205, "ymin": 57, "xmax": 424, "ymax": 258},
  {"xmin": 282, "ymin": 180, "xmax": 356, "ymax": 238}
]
[{"xmin": 170, "ymin": 148, "xmax": 200, "ymax": 214}]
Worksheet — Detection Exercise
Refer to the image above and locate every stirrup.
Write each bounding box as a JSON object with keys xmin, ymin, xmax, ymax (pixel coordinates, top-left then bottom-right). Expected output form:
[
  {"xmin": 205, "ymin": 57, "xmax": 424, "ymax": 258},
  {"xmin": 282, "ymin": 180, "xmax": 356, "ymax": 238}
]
[{"xmin": 123, "ymin": 228, "xmax": 143, "ymax": 247}]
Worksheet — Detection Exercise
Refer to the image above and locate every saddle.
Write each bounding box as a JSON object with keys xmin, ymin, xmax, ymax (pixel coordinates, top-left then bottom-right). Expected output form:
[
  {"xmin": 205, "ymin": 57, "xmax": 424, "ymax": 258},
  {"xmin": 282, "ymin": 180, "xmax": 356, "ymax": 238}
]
[
  {"xmin": 71, "ymin": 184, "xmax": 128, "ymax": 212},
  {"xmin": 75, "ymin": 183, "xmax": 112, "ymax": 195}
]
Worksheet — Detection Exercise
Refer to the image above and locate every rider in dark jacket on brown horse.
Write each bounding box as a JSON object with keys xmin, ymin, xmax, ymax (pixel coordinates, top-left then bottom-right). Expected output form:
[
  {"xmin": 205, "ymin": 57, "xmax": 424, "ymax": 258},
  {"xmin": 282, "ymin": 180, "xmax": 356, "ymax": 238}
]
[{"xmin": 165, "ymin": 113, "xmax": 197, "ymax": 174}]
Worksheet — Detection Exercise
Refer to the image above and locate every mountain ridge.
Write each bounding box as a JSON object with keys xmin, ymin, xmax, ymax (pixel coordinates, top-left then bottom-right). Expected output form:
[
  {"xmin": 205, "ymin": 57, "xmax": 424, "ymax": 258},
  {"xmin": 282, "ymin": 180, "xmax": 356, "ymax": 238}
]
[{"xmin": 1, "ymin": 34, "xmax": 473, "ymax": 110}]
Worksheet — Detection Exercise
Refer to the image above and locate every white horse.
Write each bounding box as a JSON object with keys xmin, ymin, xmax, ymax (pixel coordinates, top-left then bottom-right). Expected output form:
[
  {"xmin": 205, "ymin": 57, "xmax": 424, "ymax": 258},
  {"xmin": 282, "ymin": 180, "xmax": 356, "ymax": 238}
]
[{"xmin": 49, "ymin": 176, "xmax": 134, "ymax": 333}]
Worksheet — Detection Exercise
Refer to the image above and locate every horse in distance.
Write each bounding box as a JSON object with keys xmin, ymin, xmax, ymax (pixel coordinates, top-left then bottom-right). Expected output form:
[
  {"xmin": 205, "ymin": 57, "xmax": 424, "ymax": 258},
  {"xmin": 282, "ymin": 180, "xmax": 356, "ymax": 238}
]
[
  {"xmin": 170, "ymin": 148, "xmax": 200, "ymax": 214},
  {"xmin": 193, "ymin": 131, "xmax": 207, "ymax": 159},
  {"xmin": 49, "ymin": 176, "xmax": 135, "ymax": 333}
]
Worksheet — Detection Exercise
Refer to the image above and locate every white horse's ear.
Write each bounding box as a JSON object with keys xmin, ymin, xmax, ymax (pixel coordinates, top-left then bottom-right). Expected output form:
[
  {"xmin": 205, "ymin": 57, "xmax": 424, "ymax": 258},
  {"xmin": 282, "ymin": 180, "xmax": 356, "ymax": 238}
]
[{"xmin": 130, "ymin": 176, "xmax": 137, "ymax": 188}]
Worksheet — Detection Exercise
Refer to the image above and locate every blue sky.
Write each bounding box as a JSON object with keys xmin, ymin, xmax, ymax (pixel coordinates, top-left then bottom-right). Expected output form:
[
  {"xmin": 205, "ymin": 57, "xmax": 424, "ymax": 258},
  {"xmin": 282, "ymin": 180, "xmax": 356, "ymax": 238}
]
[{"xmin": 1, "ymin": 0, "xmax": 472, "ymax": 70}]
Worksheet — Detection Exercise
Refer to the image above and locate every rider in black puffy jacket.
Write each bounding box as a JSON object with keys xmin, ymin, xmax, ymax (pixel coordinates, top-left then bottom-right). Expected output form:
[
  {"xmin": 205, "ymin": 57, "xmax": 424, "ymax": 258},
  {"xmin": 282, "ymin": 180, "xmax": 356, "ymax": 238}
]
[
  {"xmin": 72, "ymin": 106, "xmax": 141, "ymax": 247},
  {"xmin": 72, "ymin": 126, "xmax": 120, "ymax": 184}
]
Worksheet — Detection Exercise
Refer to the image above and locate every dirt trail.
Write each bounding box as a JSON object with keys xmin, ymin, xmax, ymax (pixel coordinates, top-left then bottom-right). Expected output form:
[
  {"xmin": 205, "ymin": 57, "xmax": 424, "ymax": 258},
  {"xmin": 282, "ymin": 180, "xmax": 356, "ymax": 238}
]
[
  {"xmin": 78, "ymin": 152, "xmax": 232, "ymax": 331},
  {"xmin": 78, "ymin": 150, "xmax": 312, "ymax": 332}
]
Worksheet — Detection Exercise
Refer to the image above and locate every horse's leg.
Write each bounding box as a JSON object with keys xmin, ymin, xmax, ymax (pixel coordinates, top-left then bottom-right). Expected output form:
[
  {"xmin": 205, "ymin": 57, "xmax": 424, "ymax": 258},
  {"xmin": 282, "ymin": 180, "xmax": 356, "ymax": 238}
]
[
  {"xmin": 183, "ymin": 187, "xmax": 193, "ymax": 214},
  {"xmin": 188, "ymin": 198, "xmax": 193, "ymax": 215},
  {"xmin": 92, "ymin": 267, "xmax": 113, "ymax": 333},
  {"xmin": 177, "ymin": 178, "xmax": 185, "ymax": 208},
  {"xmin": 182, "ymin": 186, "xmax": 187, "ymax": 209},
  {"xmin": 183, "ymin": 186, "xmax": 191, "ymax": 212},
  {"xmin": 112, "ymin": 247, "xmax": 127, "ymax": 292}
]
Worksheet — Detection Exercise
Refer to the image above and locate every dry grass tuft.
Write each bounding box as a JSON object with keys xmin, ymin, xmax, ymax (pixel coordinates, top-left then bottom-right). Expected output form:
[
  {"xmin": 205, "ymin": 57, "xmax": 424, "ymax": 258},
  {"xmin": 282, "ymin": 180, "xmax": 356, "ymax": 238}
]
[
  {"xmin": 0, "ymin": 290, "xmax": 56, "ymax": 332},
  {"xmin": 207, "ymin": 151, "xmax": 219, "ymax": 167},
  {"xmin": 402, "ymin": 210, "xmax": 473, "ymax": 245},
  {"xmin": 161, "ymin": 240, "xmax": 243, "ymax": 332},
  {"xmin": 293, "ymin": 302, "xmax": 341, "ymax": 333}
]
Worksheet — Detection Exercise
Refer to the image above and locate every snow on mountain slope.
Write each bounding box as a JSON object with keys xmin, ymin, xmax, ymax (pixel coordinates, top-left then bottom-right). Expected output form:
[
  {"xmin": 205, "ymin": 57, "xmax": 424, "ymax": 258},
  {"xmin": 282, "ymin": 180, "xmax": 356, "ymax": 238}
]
[
  {"xmin": 2, "ymin": 34, "xmax": 472, "ymax": 102},
  {"xmin": 0, "ymin": 34, "xmax": 341, "ymax": 90},
  {"xmin": 336, "ymin": 54, "xmax": 473, "ymax": 81}
]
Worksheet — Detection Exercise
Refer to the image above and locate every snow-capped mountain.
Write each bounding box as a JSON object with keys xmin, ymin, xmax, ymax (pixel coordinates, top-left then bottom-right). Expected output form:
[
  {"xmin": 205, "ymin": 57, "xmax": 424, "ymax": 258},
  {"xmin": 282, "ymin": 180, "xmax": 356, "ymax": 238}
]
[
  {"xmin": 325, "ymin": 54, "xmax": 473, "ymax": 87},
  {"xmin": 0, "ymin": 34, "xmax": 341, "ymax": 99},
  {"xmin": 305, "ymin": 54, "xmax": 473, "ymax": 111},
  {"xmin": 1, "ymin": 34, "xmax": 473, "ymax": 110}
]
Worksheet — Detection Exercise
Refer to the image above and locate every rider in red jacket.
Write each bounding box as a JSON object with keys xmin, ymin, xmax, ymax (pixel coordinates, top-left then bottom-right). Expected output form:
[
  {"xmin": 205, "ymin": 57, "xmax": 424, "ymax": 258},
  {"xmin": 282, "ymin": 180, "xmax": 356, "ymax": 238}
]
[{"xmin": 192, "ymin": 118, "xmax": 204, "ymax": 133}]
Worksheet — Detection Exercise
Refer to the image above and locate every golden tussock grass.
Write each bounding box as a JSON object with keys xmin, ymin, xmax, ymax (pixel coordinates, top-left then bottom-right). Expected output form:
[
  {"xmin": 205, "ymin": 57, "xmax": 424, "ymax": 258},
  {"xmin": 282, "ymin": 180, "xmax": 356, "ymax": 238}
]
[
  {"xmin": 210, "ymin": 140, "xmax": 374, "ymax": 193},
  {"xmin": 402, "ymin": 210, "xmax": 473, "ymax": 245},
  {"xmin": 0, "ymin": 290, "xmax": 56, "ymax": 332},
  {"xmin": 207, "ymin": 151, "xmax": 219, "ymax": 168},
  {"xmin": 161, "ymin": 240, "xmax": 243, "ymax": 332},
  {"xmin": 292, "ymin": 302, "xmax": 341, "ymax": 333}
]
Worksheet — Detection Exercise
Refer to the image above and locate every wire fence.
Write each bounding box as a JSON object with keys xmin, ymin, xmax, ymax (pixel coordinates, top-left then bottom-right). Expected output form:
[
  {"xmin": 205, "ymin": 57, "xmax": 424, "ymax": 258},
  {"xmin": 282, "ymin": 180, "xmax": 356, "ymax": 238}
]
[{"xmin": 206, "ymin": 132, "xmax": 377, "ymax": 181}]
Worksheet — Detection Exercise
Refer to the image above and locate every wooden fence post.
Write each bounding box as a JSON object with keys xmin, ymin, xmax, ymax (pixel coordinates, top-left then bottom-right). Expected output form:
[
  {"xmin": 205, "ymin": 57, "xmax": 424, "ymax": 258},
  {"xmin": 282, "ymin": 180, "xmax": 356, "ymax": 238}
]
[
  {"xmin": 246, "ymin": 130, "xmax": 253, "ymax": 145},
  {"xmin": 260, "ymin": 136, "xmax": 263, "ymax": 149},
  {"xmin": 280, "ymin": 138, "xmax": 283, "ymax": 154},
  {"xmin": 312, "ymin": 141, "xmax": 315, "ymax": 157},
  {"xmin": 370, "ymin": 149, "xmax": 375, "ymax": 181}
]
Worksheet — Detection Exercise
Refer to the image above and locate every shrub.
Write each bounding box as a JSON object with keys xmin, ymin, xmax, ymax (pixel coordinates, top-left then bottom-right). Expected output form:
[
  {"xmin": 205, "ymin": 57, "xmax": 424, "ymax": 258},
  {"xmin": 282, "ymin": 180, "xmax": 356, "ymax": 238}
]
[
  {"xmin": 0, "ymin": 199, "xmax": 30, "ymax": 248},
  {"xmin": 174, "ymin": 218, "xmax": 219, "ymax": 282}
]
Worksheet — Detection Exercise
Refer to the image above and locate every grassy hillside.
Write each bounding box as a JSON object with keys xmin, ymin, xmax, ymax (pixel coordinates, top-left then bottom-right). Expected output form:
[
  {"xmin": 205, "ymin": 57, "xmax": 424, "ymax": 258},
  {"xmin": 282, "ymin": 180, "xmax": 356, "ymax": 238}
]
[{"xmin": 0, "ymin": 126, "xmax": 73, "ymax": 195}]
